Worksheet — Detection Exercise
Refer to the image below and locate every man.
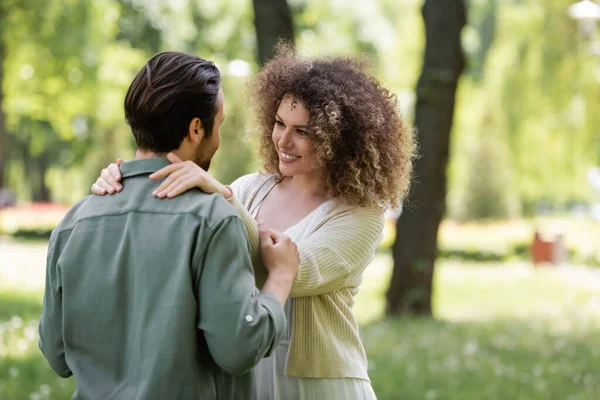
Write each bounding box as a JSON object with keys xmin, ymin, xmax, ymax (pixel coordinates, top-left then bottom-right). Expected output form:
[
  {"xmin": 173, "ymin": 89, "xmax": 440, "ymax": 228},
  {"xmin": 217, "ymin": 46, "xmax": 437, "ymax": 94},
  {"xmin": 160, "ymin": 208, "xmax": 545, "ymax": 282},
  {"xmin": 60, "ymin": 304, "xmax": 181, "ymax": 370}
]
[{"xmin": 38, "ymin": 52, "xmax": 298, "ymax": 399}]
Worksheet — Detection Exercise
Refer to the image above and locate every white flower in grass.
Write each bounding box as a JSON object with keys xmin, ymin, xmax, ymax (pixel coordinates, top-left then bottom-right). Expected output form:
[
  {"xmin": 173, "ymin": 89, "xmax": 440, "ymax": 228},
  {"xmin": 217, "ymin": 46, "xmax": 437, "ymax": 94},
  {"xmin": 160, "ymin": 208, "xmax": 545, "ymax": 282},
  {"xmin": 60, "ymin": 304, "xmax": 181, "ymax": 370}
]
[
  {"xmin": 40, "ymin": 385, "xmax": 51, "ymax": 396},
  {"xmin": 8, "ymin": 367, "xmax": 19, "ymax": 378},
  {"xmin": 17, "ymin": 338, "xmax": 29, "ymax": 353},
  {"xmin": 533, "ymin": 365, "xmax": 543, "ymax": 377},
  {"xmin": 29, "ymin": 392, "xmax": 41, "ymax": 400},
  {"xmin": 24, "ymin": 326, "xmax": 37, "ymax": 341},
  {"xmin": 462, "ymin": 340, "xmax": 478, "ymax": 357},
  {"xmin": 425, "ymin": 390, "xmax": 437, "ymax": 400},
  {"xmin": 10, "ymin": 316, "xmax": 23, "ymax": 329}
]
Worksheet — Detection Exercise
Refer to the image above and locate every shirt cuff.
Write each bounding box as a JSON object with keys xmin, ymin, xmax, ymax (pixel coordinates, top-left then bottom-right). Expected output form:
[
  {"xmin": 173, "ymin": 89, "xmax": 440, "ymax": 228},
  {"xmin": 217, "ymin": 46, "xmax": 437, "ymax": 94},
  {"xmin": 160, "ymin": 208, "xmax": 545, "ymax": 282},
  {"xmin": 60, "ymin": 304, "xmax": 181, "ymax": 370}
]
[{"xmin": 255, "ymin": 292, "xmax": 288, "ymax": 355}]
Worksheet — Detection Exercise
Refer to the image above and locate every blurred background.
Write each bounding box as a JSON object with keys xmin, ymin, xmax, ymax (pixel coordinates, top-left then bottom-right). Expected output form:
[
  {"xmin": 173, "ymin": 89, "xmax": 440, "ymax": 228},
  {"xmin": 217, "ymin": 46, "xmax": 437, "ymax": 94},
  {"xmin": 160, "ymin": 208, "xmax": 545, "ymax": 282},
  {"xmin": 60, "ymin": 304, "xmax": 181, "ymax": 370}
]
[{"xmin": 1, "ymin": 0, "xmax": 600, "ymax": 399}]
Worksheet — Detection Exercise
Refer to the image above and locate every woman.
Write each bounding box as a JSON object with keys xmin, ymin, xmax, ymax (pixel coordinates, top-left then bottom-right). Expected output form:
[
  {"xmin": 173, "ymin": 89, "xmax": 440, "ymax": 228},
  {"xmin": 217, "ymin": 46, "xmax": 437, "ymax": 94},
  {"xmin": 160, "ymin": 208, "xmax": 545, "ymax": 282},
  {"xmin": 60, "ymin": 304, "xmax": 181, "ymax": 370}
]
[{"xmin": 92, "ymin": 46, "xmax": 415, "ymax": 399}]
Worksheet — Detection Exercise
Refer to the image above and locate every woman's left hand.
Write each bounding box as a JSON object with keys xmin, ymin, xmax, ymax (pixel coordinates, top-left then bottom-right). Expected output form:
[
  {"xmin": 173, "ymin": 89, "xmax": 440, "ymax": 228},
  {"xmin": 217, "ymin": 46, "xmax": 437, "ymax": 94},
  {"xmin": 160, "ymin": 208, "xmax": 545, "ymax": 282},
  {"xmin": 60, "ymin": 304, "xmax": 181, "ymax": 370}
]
[{"xmin": 150, "ymin": 153, "xmax": 232, "ymax": 199}]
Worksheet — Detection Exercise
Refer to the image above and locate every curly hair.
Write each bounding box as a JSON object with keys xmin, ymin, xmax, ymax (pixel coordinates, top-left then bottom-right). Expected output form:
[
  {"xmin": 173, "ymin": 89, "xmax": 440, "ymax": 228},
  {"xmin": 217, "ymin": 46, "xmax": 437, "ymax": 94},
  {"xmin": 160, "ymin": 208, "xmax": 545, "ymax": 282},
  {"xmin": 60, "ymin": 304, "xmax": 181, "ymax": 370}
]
[{"xmin": 249, "ymin": 45, "xmax": 416, "ymax": 210}]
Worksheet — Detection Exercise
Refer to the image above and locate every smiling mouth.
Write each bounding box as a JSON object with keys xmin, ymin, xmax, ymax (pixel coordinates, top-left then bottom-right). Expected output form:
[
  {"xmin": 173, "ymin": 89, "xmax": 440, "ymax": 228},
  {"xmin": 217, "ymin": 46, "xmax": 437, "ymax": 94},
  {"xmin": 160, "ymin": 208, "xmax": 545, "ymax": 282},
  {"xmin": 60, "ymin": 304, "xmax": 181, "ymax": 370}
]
[{"xmin": 280, "ymin": 152, "xmax": 300, "ymax": 161}]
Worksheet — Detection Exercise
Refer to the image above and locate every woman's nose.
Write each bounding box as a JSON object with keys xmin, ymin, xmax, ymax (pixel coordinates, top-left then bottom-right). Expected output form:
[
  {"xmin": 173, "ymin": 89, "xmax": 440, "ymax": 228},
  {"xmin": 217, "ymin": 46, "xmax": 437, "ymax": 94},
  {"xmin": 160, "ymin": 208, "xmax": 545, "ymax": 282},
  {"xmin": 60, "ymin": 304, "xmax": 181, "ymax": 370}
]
[{"xmin": 278, "ymin": 130, "xmax": 293, "ymax": 148}]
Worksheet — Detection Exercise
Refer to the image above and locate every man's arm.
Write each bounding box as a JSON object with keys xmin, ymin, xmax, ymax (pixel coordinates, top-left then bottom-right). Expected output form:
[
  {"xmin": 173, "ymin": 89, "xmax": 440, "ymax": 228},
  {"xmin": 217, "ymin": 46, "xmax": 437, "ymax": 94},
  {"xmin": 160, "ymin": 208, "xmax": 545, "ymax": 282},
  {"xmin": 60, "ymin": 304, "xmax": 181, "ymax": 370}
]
[
  {"xmin": 195, "ymin": 216, "xmax": 292, "ymax": 376},
  {"xmin": 38, "ymin": 231, "xmax": 72, "ymax": 378}
]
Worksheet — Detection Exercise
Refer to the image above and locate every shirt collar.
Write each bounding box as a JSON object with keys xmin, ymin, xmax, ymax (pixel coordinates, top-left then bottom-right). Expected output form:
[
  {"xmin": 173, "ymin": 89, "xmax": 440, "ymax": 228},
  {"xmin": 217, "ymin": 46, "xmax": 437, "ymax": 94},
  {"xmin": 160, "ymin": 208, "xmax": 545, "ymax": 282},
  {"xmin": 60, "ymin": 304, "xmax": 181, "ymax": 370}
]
[{"xmin": 120, "ymin": 157, "xmax": 172, "ymax": 179}]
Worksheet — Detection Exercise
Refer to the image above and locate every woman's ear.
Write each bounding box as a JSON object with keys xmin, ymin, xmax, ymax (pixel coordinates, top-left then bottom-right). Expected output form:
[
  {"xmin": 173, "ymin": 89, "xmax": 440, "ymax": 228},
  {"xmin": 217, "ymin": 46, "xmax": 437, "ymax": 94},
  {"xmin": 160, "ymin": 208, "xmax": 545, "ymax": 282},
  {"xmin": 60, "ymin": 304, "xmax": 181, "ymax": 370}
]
[{"xmin": 188, "ymin": 117, "xmax": 204, "ymax": 144}]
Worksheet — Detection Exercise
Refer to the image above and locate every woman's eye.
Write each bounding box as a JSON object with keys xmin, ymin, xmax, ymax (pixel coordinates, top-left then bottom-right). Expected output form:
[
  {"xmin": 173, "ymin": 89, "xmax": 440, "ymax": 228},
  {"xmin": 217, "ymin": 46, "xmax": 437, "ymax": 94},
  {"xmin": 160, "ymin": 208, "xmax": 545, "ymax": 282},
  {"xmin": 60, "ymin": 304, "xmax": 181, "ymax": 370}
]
[
  {"xmin": 296, "ymin": 130, "xmax": 307, "ymax": 136},
  {"xmin": 275, "ymin": 120, "xmax": 285, "ymax": 127}
]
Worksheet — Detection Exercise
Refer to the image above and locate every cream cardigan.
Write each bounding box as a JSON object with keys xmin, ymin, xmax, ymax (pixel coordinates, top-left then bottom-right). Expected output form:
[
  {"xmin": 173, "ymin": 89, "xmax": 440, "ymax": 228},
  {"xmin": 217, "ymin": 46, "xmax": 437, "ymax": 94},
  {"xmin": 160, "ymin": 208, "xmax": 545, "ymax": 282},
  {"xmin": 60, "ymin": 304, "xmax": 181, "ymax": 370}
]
[{"xmin": 228, "ymin": 173, "xmax": 384, "ymax": 381}]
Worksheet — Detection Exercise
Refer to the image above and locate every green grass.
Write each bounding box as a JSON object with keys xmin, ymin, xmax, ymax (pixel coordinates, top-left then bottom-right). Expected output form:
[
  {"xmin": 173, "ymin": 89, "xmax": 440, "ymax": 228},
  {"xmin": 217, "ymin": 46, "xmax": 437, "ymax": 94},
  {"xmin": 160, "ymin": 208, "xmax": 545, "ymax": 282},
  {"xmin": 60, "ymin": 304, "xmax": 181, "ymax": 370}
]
[
  {"xmin": 1, "ymin": 237, "xmax": 600, "ymax": 399},
  {"xmin": 355, "ymin": 257, "xmax": 600, "ymax": 399}
]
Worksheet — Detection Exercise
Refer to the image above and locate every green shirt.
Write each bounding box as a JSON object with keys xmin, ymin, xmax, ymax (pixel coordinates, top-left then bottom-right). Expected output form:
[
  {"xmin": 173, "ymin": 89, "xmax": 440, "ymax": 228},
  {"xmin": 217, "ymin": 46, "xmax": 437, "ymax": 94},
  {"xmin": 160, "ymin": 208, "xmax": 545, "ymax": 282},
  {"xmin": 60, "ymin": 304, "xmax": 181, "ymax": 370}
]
[{"xmin": 38, "ymin": 157, "xmax": 287, "ymax": 400}]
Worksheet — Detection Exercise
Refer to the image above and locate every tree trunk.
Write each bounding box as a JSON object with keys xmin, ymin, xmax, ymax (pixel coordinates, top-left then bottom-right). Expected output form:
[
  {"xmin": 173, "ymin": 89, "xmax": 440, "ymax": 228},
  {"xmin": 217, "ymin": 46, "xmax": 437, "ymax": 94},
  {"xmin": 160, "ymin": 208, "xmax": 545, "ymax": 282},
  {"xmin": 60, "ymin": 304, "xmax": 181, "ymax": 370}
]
[
  {"xmin": 386, "ymin": 0, "xmax": 467, "ymax": 316},
  {"xmin": 0, "ymin": 39, "xmax": 7, "ymax": 189},
  {"xmin": 31, "ymin": 152, "xmax": 51, "ymax": 202},
  {"xmin": 252, "ymin": 0, "xmax": 295, "ymax": 66}
]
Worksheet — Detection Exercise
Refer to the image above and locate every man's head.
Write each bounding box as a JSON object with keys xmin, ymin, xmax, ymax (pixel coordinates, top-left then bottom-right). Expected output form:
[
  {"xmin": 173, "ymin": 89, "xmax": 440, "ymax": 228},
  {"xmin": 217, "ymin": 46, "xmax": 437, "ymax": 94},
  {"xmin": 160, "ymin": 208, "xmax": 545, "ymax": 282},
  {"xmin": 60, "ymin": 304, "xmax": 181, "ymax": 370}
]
[{"xmin": 125, "ymin": 52, "xmax": 225, "ymax": 170}]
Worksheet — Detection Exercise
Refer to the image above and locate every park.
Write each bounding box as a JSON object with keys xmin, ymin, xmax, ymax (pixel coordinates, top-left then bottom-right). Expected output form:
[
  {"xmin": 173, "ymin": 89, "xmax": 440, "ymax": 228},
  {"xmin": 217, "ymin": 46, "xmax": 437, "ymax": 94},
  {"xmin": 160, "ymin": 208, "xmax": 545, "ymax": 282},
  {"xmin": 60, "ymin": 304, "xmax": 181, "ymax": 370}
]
[{"xmin": 1, "ymin": 0, "xmax": 600, "ymax": 399}]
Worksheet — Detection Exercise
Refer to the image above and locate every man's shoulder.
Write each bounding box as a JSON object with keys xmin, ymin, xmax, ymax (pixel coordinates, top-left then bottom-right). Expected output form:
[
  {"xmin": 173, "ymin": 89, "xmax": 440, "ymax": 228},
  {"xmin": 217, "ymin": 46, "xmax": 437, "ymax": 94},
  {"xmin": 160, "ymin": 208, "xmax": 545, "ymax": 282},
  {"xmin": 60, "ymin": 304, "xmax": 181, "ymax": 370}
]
[
  {"xmin": 53, "ymin": 195, "xmax": 94, "ymax": 234},
  {"xmin": 53, "ymin": 186, "xmax": 241, "ymax": 236},
  {"xmin": 188, "ymin": 191, "xmax": 241, "ymax": 228}
]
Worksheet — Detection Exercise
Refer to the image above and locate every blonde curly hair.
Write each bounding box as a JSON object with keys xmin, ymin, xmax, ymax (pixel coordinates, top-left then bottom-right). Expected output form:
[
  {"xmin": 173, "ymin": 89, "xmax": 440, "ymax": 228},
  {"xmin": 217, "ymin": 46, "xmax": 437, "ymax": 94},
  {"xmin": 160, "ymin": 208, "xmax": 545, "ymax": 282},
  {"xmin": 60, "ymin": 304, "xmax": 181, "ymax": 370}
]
[{"xmin": 249, "ymin": 45, "xmax": 416, "ymax": 210}]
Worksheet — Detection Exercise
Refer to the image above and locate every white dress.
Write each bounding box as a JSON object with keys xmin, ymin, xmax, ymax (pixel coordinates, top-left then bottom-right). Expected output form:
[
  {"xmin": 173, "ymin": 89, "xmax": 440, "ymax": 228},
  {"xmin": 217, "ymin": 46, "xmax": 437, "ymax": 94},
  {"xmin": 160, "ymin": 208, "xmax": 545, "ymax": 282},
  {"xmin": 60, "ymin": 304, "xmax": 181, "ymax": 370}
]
[{"xmin": 253, "ymin": 299, "xmax": 377, "ymax": 400}]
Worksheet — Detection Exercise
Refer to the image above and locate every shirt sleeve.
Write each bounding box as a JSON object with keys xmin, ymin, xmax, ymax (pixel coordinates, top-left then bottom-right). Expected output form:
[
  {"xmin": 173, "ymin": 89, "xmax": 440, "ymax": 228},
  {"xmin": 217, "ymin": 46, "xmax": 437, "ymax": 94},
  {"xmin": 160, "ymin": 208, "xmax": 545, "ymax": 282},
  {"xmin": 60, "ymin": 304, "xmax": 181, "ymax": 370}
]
[
  {"xmin": 227, "ymin": 193, "xmax": 384, "ymax": 298},
  {"xmin": 38, "ymin": 230, "xmax": 72, "ymax": 378},
  {"xmin": 195, "ymin": 216, "xmax": 287, "ymax": 376}
]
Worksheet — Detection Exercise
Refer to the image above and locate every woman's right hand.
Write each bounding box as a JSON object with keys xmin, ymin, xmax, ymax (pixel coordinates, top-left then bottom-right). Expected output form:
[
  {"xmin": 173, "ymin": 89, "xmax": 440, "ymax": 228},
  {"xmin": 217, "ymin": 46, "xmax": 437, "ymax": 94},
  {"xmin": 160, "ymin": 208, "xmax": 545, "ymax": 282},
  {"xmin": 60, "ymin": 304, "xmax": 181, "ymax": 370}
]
[{"xmin": 91, "ymin": 158, "xmax": 126, "ymax": 195}]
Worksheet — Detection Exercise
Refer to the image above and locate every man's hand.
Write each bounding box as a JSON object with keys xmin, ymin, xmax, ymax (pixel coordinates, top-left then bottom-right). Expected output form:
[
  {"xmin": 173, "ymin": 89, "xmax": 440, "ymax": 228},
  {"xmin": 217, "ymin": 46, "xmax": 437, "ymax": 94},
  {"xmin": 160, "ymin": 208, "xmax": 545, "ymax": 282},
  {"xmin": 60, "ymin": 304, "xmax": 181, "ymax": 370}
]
[{"xmin": 259, "ymin": 221, "xmax": 299, "ymax": 306}]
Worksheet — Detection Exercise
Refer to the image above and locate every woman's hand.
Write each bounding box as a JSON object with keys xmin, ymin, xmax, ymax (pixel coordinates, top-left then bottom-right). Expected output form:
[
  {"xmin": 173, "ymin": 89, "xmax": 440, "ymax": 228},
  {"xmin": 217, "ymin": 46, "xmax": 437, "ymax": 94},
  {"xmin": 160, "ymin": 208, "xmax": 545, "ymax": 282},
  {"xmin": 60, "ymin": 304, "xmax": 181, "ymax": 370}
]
[
  {"xmin": 150, "ymin": 153, "xmax": 232, "ymax": 199},
  {"xmin": 91, "ymin": 158, "xmax": 126, "ymax": 195}
]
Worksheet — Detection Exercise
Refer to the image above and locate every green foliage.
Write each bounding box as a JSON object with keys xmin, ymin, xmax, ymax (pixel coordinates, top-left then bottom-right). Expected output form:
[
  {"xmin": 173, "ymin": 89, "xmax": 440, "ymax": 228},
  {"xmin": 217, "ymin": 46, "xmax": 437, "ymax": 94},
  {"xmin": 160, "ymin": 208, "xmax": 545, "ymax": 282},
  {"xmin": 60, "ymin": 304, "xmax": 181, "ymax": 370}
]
[
  {"xmin": 449, "ymin": 0, "xmax": 600, "ymax": 219},
  {"xmin": 457, "ymin": 105, "xmax": 521, "ymax": 220},
  {"xmin": 1, "ymin": 0, "xmax": 599, "ymax": 213}
]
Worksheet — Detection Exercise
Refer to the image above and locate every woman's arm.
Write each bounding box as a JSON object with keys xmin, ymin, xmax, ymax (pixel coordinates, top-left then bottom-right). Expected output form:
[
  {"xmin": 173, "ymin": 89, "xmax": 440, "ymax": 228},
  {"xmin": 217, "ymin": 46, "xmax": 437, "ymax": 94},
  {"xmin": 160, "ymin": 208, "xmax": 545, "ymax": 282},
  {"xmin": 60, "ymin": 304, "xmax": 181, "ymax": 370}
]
[
  {"xmin": 228, "ymin": 176, "xmax": 269, "ymax": 287},
  {"xmin": 288, "ymin": 207, "xmax": 384, "ymax": 297}
]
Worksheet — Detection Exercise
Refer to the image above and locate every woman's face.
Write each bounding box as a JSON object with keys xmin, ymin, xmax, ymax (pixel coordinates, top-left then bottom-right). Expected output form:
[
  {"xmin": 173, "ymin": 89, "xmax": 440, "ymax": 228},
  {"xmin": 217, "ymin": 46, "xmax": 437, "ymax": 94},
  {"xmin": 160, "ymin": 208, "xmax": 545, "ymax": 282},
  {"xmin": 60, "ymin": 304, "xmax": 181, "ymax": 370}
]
[{"xmin": 272, "ymin": 95, "xmax": 322, "ymax": 178}]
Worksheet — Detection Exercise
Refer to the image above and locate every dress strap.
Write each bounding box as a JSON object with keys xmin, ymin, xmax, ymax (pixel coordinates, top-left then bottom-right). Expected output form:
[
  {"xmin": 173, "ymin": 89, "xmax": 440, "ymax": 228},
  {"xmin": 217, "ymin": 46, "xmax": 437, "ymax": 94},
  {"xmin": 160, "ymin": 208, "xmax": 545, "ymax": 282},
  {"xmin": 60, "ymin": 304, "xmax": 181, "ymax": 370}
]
[{"xmin": 249, "ymin": 175, "xmax": 279, "ymax": 218}]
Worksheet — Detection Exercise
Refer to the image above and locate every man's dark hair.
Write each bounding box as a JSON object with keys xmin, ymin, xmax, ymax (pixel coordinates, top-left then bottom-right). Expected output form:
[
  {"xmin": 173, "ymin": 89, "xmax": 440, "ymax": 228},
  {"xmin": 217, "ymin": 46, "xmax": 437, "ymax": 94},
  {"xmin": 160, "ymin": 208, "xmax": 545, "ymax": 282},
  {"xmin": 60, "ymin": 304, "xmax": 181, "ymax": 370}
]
[{"xmin": 124, "ymin": 52, "xmax": 221, "ymax": 152}]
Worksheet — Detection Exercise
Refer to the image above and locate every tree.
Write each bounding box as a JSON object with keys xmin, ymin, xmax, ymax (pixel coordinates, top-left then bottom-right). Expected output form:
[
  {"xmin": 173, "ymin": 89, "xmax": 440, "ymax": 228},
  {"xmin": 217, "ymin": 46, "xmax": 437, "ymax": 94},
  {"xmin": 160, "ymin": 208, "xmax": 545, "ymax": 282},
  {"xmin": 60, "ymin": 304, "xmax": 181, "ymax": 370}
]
[
  {"xmin": 252, "ymin": 0, "xmax": 295, "ymax": 65},
  {"xmin": 386, "ymin": 0, "xmax": 467, "ymax": 316}
]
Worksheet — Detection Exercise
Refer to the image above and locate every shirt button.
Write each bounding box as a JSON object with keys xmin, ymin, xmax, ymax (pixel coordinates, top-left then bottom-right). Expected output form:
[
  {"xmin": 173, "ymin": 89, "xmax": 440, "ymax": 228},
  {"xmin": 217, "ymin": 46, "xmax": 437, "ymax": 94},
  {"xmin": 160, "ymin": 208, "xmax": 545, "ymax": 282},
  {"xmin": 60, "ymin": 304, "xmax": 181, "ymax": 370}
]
[{"xmin": 245, "ymin": 315, "xmax": 253, "ymax": 323}]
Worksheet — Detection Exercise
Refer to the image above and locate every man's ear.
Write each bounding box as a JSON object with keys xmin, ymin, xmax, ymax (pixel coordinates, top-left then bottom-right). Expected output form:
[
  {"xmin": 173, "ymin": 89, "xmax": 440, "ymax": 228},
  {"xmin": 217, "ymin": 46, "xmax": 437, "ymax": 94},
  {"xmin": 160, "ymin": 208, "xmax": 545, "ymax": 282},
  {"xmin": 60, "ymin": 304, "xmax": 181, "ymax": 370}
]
[{"xmin": 188, "ymin": 117, "xmax": 204, "ymax": 144}]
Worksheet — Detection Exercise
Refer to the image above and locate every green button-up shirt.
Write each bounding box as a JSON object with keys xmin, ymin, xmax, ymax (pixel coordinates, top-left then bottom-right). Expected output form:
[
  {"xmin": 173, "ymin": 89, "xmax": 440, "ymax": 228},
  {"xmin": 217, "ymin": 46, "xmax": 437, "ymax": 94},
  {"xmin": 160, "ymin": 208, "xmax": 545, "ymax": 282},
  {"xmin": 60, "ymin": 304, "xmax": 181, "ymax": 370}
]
[{"xmin": 39, "ymin": 157, "xmax": 286, "ymax": 400}]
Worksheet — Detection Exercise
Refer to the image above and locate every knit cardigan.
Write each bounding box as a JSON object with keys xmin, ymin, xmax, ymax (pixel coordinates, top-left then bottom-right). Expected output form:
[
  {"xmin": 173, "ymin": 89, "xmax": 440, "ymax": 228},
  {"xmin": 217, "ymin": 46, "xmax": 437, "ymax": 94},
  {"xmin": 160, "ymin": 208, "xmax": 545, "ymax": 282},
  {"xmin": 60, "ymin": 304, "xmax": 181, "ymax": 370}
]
[{"xmin": 228, "ymin": 172, "xmax": 384, "ymax": 380}]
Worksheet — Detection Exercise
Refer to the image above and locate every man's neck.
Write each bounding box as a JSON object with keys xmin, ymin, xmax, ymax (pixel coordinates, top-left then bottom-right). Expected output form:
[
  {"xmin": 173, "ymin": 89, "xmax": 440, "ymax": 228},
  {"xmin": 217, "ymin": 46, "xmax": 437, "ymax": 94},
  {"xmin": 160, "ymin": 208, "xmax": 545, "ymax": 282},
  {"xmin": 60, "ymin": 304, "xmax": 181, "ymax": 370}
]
[{"xmin": 134, "ymin": 149, "xmax": 166, "ymax": 160}]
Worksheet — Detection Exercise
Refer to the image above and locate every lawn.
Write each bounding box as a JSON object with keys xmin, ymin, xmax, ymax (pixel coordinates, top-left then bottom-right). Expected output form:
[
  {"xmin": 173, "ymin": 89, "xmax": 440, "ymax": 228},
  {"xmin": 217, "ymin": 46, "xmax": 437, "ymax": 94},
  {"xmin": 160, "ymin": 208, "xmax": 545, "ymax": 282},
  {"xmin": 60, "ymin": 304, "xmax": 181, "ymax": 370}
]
[{"xmin": 1, "ymin": 236, "xmax": 599, "ymax": 399}]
